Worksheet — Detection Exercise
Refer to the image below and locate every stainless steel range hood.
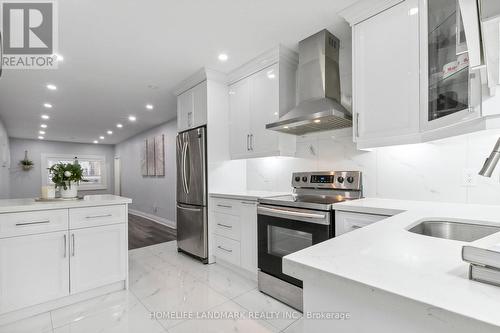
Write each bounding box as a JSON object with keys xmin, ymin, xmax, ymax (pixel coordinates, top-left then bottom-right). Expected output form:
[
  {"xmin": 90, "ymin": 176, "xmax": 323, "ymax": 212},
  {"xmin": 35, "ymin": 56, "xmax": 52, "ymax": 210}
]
[{"xmin": 266, "ymin": 29, "xmax": 352, "ymax": 135}]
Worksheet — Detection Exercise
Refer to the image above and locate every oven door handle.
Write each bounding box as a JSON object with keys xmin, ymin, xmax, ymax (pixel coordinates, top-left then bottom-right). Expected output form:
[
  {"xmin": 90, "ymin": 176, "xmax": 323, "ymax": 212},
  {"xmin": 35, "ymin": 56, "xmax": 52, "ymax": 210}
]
[{"xmin": 257, "ymin": 206, "xmax": 330, "ymax": 225}]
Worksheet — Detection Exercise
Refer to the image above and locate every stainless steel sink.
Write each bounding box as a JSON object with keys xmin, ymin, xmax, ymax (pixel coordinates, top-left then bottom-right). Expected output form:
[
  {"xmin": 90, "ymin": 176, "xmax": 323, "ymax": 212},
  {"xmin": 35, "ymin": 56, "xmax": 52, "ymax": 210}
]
[{"xmin": 408, "ymin": 220, "xmax": 500, "ymax": 242}]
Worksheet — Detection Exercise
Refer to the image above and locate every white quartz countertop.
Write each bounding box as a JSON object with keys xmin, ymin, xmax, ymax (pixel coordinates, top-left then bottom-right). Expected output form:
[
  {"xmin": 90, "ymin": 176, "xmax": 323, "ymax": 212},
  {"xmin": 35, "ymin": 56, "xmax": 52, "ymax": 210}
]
[
  {"xmin": 0, "ymin": 195, "xmax": 132, "ymax": 213},
  {"xmin": 209, "ymin": 190, "xmax": 290, "ymax": 201},
  {"xmin": 283, "ymin": 198, "xmax": 500, "ymax": 328}
]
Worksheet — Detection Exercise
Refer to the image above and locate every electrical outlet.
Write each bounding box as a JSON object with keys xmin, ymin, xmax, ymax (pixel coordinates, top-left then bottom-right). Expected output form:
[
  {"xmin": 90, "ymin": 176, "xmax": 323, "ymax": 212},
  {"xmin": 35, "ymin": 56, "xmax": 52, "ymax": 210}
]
[{"xmin": 462, "ymin": 168, "xmax": 477, "ymax": 186}]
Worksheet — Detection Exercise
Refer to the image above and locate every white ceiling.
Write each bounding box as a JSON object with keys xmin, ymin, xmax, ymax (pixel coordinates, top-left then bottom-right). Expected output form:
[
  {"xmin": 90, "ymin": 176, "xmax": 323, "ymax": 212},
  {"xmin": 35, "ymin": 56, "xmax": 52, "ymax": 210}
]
[{"xmin": 0, "ymin": 0, "xmax": 356, "ymax": 144}]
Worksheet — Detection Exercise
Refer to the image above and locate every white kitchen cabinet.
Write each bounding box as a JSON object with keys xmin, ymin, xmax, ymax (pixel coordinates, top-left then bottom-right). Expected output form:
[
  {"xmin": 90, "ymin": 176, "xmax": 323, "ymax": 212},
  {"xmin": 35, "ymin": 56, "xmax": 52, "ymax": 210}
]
[
  {"xmin": 69, "ymin": 223, "xmax": 127, "ymax": 294},
  {"xmin": 177, "ymin": 80, "xmax": 208, "ymax": 132},
  {"xmin": 335, "ymin": 211, "xmax": 389, "ymax": 236},
  {"xmin": 240, "ymin": 201, "xmax": 258, "ymax": 274},
  {"xmin": 228, "ymin": 46, "xmax": 298, "ymax": 159},
  {"xmin": 210, "ymin": 197, "xmax": 258, "ymax": 276},
  {"xmin": 0, "ymin": 231, "xmax": 70, "ymax": 314},
  {"xmin": 353, "ymin": 0, "xmax": 420, "ymax": 147}
]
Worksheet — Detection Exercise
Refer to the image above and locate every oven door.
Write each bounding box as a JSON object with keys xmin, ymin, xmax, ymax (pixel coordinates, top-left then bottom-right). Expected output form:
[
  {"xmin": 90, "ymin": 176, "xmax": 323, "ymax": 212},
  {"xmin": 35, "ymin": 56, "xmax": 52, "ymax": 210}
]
[{"xmin": 257, "ymin": 204, "xmax": 332, "ymax": 287}]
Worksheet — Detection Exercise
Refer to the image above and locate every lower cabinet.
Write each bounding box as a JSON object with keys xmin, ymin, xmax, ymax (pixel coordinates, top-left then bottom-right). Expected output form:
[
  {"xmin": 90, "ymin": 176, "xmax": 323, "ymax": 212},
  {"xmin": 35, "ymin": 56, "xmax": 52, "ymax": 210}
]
[
  {"xmin": 0, "ymin": 231, "xmax": 70, "ymax": 314},
  {"xmin": 211, "ymin": 198, "xmax": 258, "ymax": 275},
  {"xmin": 70, "ymin": 223, "xmax": 127, "ymax": 294},
  {"xmin": 335, "ymin": 211, "xmax": 389, "ymax": 236}
]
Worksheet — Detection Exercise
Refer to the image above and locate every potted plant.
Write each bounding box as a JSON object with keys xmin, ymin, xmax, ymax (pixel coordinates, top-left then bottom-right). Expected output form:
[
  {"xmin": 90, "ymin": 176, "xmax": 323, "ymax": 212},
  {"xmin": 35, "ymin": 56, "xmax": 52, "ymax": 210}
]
[
  {"xmin": 48, "ymin": 160, "xmax": 87, "ymax": 198},
  {"xmin": 20, "ymin": 150, "xmax": 34, "ymax": 171}
]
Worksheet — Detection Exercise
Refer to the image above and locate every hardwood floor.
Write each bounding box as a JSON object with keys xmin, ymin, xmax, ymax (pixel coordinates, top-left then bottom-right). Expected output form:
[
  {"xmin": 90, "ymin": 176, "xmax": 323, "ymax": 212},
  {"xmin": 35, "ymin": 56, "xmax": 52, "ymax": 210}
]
[{"xmin": 128, "ymin": 214, "xmax": 176, "ymax": 250}]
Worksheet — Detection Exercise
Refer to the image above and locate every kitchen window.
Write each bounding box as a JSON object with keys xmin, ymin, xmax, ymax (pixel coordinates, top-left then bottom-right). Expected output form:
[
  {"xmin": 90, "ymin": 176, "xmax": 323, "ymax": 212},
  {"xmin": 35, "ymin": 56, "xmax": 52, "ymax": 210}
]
[{"xmin": 41, "ymin": 154, "xmax": 107, "ymax": 190}]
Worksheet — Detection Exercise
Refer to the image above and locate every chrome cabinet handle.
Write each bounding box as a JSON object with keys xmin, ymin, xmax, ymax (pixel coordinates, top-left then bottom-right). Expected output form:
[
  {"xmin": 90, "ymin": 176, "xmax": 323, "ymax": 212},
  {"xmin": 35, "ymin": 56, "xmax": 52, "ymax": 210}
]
[
  {"xmin": 217, "ymin": 204, "xmax": 232, "ymax": 208},
  {"xmin": 16, "ymin": 220, "xmax": 50, "ymax": 226},
  {"xmin": 217, "ymin": 246, "xmax": 232, "ymax": 253},
  {"xmin": 85, "ymin": 214, "xmax": 112, "ymax": 219},
  {"xmin": 250, "ymin": 134, "xmax": 254, "ymax": 151},
  {"xmin": 71, "ymin": 234, "xmax": 75, "ymax": 257},
  {"xmin": 351, "ymin": 225, "xmax": 362, "ymax": 230},
  {"xmin": 355, "ymin": 113, "xmax": 360, "ymax": 138},
  {"xmin": 246, "ymin": 134, "xmax": 250, "ymax": 151},
  {"xmin": 217, "ymin": 223, "xmax": 232, "ymax": 229},
  {"xmin": 241, "ymin": 201, "xmax": 255, "ymax": 205},
  {"xmin": 63, "ymin": 234, "xmax": 67, "ymax": 258}
]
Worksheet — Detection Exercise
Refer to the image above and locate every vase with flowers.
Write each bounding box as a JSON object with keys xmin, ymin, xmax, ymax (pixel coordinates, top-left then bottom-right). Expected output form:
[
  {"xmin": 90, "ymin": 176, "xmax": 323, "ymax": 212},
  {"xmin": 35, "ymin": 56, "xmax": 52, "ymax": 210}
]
[{"xmin": 48, "ymin": 160, "xmax": 87, "ymax": 198}]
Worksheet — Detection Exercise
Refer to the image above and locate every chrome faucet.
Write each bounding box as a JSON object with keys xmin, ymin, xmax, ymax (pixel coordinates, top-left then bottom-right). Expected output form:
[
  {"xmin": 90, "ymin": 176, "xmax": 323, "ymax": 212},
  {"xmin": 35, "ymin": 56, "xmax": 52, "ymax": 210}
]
[{"xmin": 479, "ymin": 138, "xmax": 500, "ymax": 177}]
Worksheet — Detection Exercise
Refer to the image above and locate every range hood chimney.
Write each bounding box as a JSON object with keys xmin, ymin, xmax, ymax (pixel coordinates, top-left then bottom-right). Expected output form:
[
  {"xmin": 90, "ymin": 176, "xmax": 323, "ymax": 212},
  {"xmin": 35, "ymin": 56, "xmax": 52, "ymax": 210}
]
[{"xmin": 266, "ymin": 29, "xmax": 352, "ymax": 135}]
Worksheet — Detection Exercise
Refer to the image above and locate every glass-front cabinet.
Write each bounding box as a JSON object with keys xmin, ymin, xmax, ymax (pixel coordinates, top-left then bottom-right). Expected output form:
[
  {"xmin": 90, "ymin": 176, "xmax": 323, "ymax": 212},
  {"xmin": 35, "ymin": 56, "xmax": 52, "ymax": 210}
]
[{"xmin": 422, "ymin": 0, "xmax": 482, "ymax": 131}]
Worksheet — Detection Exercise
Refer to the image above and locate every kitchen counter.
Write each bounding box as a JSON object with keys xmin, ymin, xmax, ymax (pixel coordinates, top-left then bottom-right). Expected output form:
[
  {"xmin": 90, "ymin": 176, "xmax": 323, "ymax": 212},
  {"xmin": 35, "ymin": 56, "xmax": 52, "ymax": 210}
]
[
  {"xmin": 0, "ymin": 194, "xmax": 132, "ymax": 214},
  {"xmin": 283, "ymin": 198, "xmax": 500, "ymax": 331},
  {"xmin": 209, "ymin": 190, "xmax": 289, "ymax": 201}
]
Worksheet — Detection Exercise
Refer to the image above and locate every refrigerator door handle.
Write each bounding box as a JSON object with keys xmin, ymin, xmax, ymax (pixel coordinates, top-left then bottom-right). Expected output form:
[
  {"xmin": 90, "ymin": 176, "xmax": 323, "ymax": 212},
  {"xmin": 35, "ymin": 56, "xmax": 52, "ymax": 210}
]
[
  {"xmin": 176, "ymin": 204, "xmax": 202, "ymax": 212},
  {"xmin": 183, "ymin": 140, "xmax": 190, "ymax": 194}
]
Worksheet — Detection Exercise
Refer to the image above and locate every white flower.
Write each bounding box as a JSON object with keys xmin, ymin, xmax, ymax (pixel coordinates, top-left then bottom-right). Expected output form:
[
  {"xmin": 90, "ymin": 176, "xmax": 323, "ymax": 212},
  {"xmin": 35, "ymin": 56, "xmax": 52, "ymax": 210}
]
[{"xmin": 64, "ymin": 171, "xmax": 72, "ymax": 177}]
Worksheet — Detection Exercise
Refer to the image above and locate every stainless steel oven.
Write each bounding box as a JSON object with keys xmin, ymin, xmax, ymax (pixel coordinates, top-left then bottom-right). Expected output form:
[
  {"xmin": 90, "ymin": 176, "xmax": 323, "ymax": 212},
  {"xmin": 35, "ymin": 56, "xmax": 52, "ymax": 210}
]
[{"xmin": 257, "ymin": 171, "xmax": 363, "ymax": 312}]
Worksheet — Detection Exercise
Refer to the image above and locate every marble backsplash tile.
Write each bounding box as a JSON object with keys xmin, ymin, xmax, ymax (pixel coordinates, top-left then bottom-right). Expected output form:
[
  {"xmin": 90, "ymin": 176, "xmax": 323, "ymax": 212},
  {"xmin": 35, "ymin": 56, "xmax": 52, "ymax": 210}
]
[{"xmin": 246, "ymin": 128, "xmax": 500, "ymax": 205}]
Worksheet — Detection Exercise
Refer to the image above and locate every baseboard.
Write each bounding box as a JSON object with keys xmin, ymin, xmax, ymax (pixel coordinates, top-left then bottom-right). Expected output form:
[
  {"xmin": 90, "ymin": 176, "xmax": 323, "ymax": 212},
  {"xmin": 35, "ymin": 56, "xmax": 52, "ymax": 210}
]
[{"xmin": 129, "ymin": 209, "xmax": 176, "ymax": 229}]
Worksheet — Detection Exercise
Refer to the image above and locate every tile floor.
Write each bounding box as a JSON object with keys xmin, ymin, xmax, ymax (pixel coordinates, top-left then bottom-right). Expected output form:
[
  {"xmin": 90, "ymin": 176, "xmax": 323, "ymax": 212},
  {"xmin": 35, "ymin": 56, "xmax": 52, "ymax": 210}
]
[{"xmin": 0, "ymin": 241, "xmax": 303, "ymax": 333}]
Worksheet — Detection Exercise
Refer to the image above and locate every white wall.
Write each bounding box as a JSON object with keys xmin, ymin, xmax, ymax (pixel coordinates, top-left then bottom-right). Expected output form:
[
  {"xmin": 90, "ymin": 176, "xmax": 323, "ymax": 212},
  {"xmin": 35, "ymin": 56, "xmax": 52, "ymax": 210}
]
[
  {"xmin": 8, "ymin": 138, "xmax": 115, "ymax": 199},
  {"xmin": 115, "ymin": 120, "xmax": 177, "ymax": 227},
  {"xmin": 0, "ymin": 118, "xmax": 10, "ymax": 199},
  {"xmin": 246, "ymin": 128, "xmax": 500, "ymax": 205}
]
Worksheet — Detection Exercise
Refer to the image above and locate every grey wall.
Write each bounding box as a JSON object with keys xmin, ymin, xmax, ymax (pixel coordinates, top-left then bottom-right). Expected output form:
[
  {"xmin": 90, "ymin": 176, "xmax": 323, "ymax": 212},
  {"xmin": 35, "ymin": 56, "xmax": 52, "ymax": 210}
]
[
  {"xmin": 9, "ymin": 138, "xmax": 115, "ymax": 199},
  {"xmin": 115, "ymin": 120, "xmax": 177, "ymax": 226},
  {"xmin": 0, "ymin": 118, "xmax": 10, "ymax": 199}
]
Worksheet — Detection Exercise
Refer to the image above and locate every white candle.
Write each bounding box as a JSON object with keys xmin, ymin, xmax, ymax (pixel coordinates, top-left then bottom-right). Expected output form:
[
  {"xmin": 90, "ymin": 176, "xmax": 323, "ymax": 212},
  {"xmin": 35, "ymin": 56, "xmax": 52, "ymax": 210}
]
[{"xmin": 41, "ymin": 185, "xmax": 56, "ymax": 199}]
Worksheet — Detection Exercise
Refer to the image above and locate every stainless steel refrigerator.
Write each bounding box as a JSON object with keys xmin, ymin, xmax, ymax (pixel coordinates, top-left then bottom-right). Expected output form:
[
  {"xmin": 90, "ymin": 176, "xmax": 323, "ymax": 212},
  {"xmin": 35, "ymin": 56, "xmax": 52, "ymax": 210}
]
[{"xmin": 176, "ymin": 126, "xmax": 208, "ymax": 262}]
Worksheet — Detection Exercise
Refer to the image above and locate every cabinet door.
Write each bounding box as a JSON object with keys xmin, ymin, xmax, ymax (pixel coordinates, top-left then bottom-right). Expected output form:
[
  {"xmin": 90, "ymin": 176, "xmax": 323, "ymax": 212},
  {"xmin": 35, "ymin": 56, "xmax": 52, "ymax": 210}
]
[
  {"xmin": 249, "ymin": 64, "xmax": 280, "ymax": 155},
  {"xmin": 192, "ymin": 80, "xmax": 208, "ymax": 128},
  {"xmin": 421, "ymin": 0, "xmax": 481, "ymax": 131},
  {"xmin": 177, "ymin": 89, "xmax": 194, "ymax": 132},
  {"xmin": 353, "ymin": 0, "xmax": 420, "ymax": 142},
  {"xmin": 240, "ymin": 201, "xmax": 257, "ymax": 274},
  {"xmin": 0, "ymin": 231, "xmax": 69, "ymax": 314},
  {"xmin": 229, "ymin": 79, "xmax": 251, "ymax": 158},
  {"xmin": 70, "ymin": 224, "xmax": 127, "ymax": 294}
]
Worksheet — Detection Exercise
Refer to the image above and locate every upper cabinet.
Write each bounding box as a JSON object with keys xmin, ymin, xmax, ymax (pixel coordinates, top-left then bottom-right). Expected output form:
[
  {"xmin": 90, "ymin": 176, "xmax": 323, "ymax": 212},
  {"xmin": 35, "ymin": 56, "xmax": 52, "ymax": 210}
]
[
  {"xmin": 344, "ymin": 0, "xmax": 487, "ymax": 149},
  {"xmin": 228, "ymin": 46, "xmax": 298, "ymax": 159},
  {"xmin": 177, "ymin": 80, "xmax": 208, "ymax": 133},
  {"xmin": 352, "ymin": 0, "xmax": 420, "ymax": 145}
]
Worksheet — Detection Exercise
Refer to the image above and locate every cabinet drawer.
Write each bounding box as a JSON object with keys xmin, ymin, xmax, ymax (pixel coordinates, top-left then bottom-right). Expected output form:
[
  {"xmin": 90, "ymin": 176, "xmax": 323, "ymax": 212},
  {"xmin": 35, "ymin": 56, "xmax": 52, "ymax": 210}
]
[
  {"xmin": 213, "ymin": 212, "xmax": 241, "ymax": 241},
  {"xmin": 214, "ymin": 235, "xmax": 241, "ymax": 266},
  {"xmin": 335, "ymin": 211, "xmax": 389, "ymax": 236},
  {"xmin": 0, "ymin": 209, "xmax": 68, "ymax": 238},
  {"xmin": 212, "ymin": 198, "xmax": 240, "ymax": 216},
  {"xmin": 69, "ymin": 205, "xmax": 126, "ymax": 229}
]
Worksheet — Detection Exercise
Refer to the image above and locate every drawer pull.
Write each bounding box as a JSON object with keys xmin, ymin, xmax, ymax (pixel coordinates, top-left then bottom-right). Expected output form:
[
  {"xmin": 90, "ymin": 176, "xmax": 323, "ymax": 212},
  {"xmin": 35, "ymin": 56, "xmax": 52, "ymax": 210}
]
[
  {"xmin": 351, "ymin": 225, "xmax": 362, "ymax": 230},
  {"xmin": 217, "ymin": 245, "xmax": 233, "ymax": 253},
  {"xmin": 63, "ymin": 234, "xmax": 67, "ymax": 258},
  {"xmin": 241, "ymin": 202, "xmax": 255, "ymax": 205},
  {"xmin": 15, "ymin": 220, "xmax": 50, "ymax": 226},
  {"xmin": 217, "ymin": 204, "xmax": 232, "ymax": 208},
  {"xmin": 85, "ymin": 214, "xmax": 112, "ymax": 219},
  {"xmin": 217, "ymin": 223, "xmax": 232, "ymax": 229}
]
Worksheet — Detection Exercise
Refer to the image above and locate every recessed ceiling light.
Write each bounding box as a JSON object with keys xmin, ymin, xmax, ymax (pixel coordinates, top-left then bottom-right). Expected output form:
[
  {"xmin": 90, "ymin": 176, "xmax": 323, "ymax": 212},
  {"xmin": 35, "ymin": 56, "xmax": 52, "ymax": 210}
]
[
  {"xmin": 313, "ymin": 119, "xmax": 321, "ymax": 123},
  {"xmin": 107, "ymin": 130, "xmax": 113, "ymax": 135},
  {"xmin": 284, "ymin": 126, "xmax": 289, "ymax": 129},
  {"xmin": 128, "ymin": 115, "xmax": 137, "ymax": 122},
  {"xmin": 218, "ymin": 53, "xmax": 228, "ymax": 62},
  {"xmin": 40, "ymin": 124, "xmax": 48, "ymax": 128},
  {"xmin": 38, "ymin": 136, "xmax": 44, "ymax": 140},
  {"xmin": 46, "ymin": 84, "xmax": 57, "ymax": 90},
  {"xmin": 39, "ymin": 130, "xmax": 46, "ymax": 135},
  {"xmin": 99, "ymin": 136, "xmax": 105, "ymax": 140},
  {"xmin": 41, "ymin": 114, "xmax": 50, "ymax": 120},
  {"xmin": 116, "ymin": 123, "xmax": 123, "ymax": 128},
  {"xmin": 267, "ymin": 70, "xmax": 276, "ymax": 79},
  {"xmin": 146, "ymin": 104, "xmax": 154, "ymax": 110},
  {"xmin": 93, "ymin": 140, "xmax": 98, "ymax": 144},
  {"xmin": 43, "ymin": 103, "xmax": 52, "ymax": 108}
]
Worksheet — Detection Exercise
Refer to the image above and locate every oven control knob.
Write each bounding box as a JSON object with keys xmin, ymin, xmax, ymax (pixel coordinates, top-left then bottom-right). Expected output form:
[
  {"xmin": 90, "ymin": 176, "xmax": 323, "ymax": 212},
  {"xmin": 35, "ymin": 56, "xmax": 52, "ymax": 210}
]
[
  {"xmin": 347, "ymin": 176, "xmax": 355, "ymax": 183},
  {"xmin": 337, "ymin": 176, "xmax": 345, "ymax": 183},
  {"xmin": 294, "ymin": 176, "xmax": 301, "ymax": 182},
  {"xmin": 302, "ymin": 176, "xmax": 308, "ymax": 182}
]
